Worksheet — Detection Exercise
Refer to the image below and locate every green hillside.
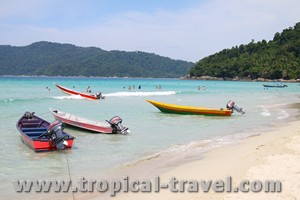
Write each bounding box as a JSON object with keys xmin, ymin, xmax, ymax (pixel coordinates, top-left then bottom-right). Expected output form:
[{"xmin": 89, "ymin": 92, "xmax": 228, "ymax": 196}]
[
  {"xmin": 190, "ymin": 22, "xmax": 300, "ymax": 80},
  {"xmin": 0, "ymin": 41, "xmax": 194, "ymax": 78}
]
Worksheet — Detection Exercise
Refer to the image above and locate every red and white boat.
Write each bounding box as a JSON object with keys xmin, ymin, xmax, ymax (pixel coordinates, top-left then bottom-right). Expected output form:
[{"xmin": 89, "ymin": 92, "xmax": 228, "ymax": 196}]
[
  {"xmin": 54, "ymin": 83, "xmax": 103, "ymax": 100},
  {"xmin": 17, "ymin": 112, "xmax": 75, "ymax": 152},
  {"xmin": 50, "ymin": 108, "xmax": 129, "ymax": 134}
]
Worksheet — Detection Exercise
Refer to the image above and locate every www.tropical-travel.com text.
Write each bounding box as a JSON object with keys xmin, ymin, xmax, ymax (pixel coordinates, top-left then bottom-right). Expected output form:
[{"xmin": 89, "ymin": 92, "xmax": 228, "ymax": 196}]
[{"xmin": 13, "ymin": 176, "xmax": 282, "ymax": 196}]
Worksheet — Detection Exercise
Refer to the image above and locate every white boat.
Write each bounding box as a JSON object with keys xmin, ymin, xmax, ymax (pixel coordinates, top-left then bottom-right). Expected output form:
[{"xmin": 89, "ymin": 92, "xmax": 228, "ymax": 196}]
[{"xmin": 49, "ymin": 108, "xmax": 129, "ymax": 134}]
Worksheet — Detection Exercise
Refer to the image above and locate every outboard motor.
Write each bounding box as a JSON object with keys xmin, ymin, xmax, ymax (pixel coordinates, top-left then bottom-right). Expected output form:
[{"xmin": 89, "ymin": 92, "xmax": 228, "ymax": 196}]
[
  {"xmin": 47, "ymin": 120, "xmax": 68, "ymax": 150},
  {"xmin": 24, "ymin": 112, "xmax": 35, "ymax": 119},
  {"xmin": 106, "ymin": 116, "xmax": 129, "ymax": 135},
  {"xmin": 226, "ymin": 100, "xmax": 245, "ymax": 114},
  {"xmin": 95, "ymin": 92, "xmax": 105, "ymax": 99}
]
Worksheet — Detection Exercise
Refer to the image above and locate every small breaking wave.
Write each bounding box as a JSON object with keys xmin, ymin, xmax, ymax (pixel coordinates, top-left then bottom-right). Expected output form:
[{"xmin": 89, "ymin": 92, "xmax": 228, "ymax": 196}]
[
  {"xmin": 25, "ymin": 91, "xmax": 176, "ymax": 101},
  {"xmin": 163, "ymin": 133, "xmax": 257, "ymax": 155},
  {"xmin": 104, "ymin": 91, "xmax": 176, "ymax": 97},
  {"xmin": 127, "ymin": 132, "xmax": 259, "ymax": 166},
  {"xmin": 277, "ymin": 110, "xmax": 290, "ymax": 120},
  {"xmin": 1, "ymin": 98, "xmax": 16, "ymax": 102},
  {"xmin": 258, "ymin": 105, "xmax": 271, "ymax": 117},
  {"xmin": 0, "ymin": 97, "xmax": 50, "ymax": 104}
]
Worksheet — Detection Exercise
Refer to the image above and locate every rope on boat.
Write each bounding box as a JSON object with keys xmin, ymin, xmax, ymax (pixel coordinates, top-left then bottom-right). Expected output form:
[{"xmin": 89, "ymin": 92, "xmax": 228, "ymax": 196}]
[
  {"xmin": 38, "ymin": 111, "xmax": 51, "ymax": 116},
  {"xmin": 65, "ymin": 151, "xmax": 76, "ymax": 200}
]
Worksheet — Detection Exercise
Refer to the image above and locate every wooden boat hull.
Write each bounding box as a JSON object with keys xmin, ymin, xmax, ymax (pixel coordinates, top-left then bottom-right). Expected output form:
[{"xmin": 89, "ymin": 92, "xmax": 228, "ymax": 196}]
[
  {"xmin": 50, "ymin": 108, "xmax": 114, "ymax": 133},
  {"xmin": 146, "ymin": 100, "xmax": 232, "ymax": 116},
  {"xmin": 20, "ymin": 134, "xmax": 74, "ymax": 152},
  {"xmin": 54, "ymin": 83, "xmax": 100, "ymax": 100},
  {"xmin": 17, "ymin": 112, "xmax": 75, "ymax": 152}
]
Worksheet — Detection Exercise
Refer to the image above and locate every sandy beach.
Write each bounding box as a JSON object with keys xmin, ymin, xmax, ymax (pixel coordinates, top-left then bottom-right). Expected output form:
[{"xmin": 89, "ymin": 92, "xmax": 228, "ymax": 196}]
[{"xmin": 94, "ymin": 119, "xmax": 300, "ymax": 200}]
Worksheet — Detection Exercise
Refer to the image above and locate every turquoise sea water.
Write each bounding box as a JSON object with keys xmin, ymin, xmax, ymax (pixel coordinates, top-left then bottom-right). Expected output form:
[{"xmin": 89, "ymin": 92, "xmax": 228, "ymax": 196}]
[{"xmin": 0, "ymin": 76, "xmax": 299, "ymax": 199}]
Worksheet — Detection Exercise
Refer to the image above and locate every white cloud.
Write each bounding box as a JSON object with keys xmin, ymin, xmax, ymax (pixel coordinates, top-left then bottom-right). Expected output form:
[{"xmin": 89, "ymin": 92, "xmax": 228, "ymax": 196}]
[
  {"xmin": 70, "ymin": 0, "xmax": 300, "ymax": 61},
  {"xmin": 0, "ymin": 0, "xmax": 299, "ymax": 61}
]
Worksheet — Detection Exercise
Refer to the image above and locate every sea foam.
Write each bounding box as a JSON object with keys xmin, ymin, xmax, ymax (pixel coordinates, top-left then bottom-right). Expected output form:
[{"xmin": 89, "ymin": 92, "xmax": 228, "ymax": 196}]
[
  {"xmin": 277, "ymin": 110, "xmax": 290, "ymax": 120},
  {"xmin": 53, "ymin": 95, "xmax": 84, "ymax": 100},
  {"xmin": 104, "ymin": 91, "xmax": 176, "ymax": 97},
  {"xmin": 258, "ymin": 105, "xmax": 272, "ymax": 117}
]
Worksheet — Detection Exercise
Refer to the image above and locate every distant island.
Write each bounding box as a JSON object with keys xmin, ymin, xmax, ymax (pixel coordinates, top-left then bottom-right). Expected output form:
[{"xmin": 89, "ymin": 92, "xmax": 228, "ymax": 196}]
[
  {"xmin": 1, "ymin": 22, "xmax": 299, "ymax": 80},
  {"xmin": 0, "ymin": 42, "xmax": 194, "ymax": 78},
  {"xmin": 189, "ymin": 22, "xmax": 300, "ymax": 81}
]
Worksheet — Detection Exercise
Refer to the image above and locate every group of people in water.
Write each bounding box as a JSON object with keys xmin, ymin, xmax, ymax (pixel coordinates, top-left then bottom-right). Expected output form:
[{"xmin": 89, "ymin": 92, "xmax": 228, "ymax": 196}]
[
  {"xmin": 123, "ymin": 85, "xmax": 165, "ymax": 90},
  {"xmin": 198, "ymin": 85, "xmax": 206, "ymax": 91},
  {"xmin": 86, "ymin": 86, "xmax": 92, "ymax": 93},
  {"xmin": 124, "ymin": 85, "xmax": 142, "ymax": 90},
  {"xmin": 47, "ymin": 84, "xmax": 206, "ymax": 93}
]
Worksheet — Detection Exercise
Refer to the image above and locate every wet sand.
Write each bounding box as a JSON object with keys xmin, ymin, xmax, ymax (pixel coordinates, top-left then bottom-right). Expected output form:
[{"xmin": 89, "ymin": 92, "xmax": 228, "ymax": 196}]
[{"xmin": 102, "ymin": 120, "xmax": 300, "ymax": 200}]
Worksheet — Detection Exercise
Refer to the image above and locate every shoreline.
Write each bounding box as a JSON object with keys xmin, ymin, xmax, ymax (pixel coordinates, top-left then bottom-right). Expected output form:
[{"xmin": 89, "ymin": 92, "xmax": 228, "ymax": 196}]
[
  {"xmin": 181, "ymin": 76, "xmax": 300, "ymax": 82},
  {"xmin": 7, "ymin": 108, "xmax": 300, "ymax": 200},
  {"xmin": 103, "ymin": 119, "xmax": 300, "ymax": 200},
  {"xmin": 13, "ymin": 119, "xmax": 300, "ymax": 200},
  {"xmin": 71, "ymin": 103, "xmax": 300, "ymax": 200},
  {"xmin": 1, "ymin": 75, "xmax": 300, "ymax": 82},
  {"xmin": 62, "ymin": 103, "xmax": 300, "ymax": 200}
]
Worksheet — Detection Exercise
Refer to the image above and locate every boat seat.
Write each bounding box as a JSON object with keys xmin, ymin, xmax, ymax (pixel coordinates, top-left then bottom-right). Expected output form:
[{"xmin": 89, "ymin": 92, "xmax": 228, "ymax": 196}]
[
  {"xmin": 22, "ymin": 127, "xmax": 47, "ymax": 132},
  {"xmin": 22, "ymin": 120, "xmax": 41, "ymax": 123},
  {"xmin": 26, "ymin": 132, "xmax": 46, "ymax": 137},
  {"xmin": 21, "ymin": 123, "xmax": 42, "ymax": 128}
]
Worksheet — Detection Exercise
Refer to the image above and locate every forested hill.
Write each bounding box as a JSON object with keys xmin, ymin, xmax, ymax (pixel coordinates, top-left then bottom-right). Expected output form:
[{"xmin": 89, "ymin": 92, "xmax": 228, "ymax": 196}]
[
  {"xmin": 190, "ymin": 22, "xmax": 300, "ymax": 80},
  {"xmin": 0, "ymin": 42, "xmax": 194, "ymax": 78}
]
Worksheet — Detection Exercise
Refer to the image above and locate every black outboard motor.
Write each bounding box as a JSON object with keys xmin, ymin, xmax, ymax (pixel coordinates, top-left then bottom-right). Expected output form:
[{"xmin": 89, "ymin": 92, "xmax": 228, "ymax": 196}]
[
  {"xmin": 106, "ymin": 116, "xmax": 129, "ymax": 135},
  {"xmin": 95, "ymin": 92, "xmax": 105, "ymax": 99},
  {"xmin": 47, "ymin": 120, "xmax": 68, "ymax": 150},
  {"xmin": 226, "ymin": 100, "xmax": 245, "ymax": 114},
  {"xmin": 24, "ymin": 112, "xmax": 35, "ymax": 119}
]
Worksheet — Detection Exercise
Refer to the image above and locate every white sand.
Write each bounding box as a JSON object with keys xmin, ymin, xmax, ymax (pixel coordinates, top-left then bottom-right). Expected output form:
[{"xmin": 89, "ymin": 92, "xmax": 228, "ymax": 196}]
[{"xmin": 106, "ymin": 120, "xmax": 300, "ymax": 200}]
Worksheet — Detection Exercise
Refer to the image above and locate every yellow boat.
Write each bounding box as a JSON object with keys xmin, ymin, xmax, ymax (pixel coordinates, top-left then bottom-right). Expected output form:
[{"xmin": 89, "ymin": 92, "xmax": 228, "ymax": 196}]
[{"xmin": 146, "ymin": 100, "xmax": 242, "ymax": 116}]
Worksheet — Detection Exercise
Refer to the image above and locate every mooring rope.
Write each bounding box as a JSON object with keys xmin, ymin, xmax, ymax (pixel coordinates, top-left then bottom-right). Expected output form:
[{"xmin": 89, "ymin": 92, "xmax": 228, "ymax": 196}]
[
  {"xmin": 65, "ymin": 151, "xmax": 75, "ymax": 200},
  {"xmin": 38, "ymin": 111, "xmax": 51, "ymax": 116}
]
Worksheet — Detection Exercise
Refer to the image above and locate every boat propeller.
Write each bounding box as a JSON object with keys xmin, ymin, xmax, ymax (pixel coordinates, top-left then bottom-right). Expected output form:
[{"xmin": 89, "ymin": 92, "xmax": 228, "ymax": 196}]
[
  {"xmin": 106, "ymin": 116, "xmax": 129, "ymax": 135},
  {"xmin": 226, "ymin": 100, "xmax": 245, "ymax": 114}
]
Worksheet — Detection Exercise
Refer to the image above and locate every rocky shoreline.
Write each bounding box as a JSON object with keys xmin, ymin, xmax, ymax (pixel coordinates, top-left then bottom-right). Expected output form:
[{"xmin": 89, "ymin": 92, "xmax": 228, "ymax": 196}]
[{"xmin": 181, "ymin": 75, "xmax": 300, "ymax": 82}]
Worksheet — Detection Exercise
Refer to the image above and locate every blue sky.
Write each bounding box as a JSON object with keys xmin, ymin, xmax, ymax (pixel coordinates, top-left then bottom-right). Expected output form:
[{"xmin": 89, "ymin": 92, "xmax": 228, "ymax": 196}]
[{"xmin": 0, "ymin": 0, "xmax": 299, "ymax": 62}]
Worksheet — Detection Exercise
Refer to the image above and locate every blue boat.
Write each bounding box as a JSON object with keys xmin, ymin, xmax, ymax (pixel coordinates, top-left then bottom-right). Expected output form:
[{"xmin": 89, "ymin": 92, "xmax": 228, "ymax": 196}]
[{"xmin": 263, "ymin": 83, "xmax": 287, "ymax": 88}]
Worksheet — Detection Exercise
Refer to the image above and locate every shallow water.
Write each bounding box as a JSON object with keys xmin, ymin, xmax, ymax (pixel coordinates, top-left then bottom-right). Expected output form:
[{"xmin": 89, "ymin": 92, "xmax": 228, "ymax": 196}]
[{"xmin": 0, "ymin": 76, "xmax": 299, "ymax": 198}]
